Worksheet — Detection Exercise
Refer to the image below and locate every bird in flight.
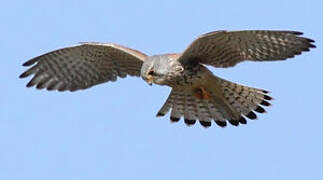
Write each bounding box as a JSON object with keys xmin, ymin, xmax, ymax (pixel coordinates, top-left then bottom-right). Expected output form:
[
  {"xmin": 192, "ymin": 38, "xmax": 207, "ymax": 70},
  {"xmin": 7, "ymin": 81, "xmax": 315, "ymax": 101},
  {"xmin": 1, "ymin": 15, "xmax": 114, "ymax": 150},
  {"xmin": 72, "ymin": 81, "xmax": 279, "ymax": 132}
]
[{"xmin": 20, "ymin": 30, "xmax": 315, "ymax": 128}]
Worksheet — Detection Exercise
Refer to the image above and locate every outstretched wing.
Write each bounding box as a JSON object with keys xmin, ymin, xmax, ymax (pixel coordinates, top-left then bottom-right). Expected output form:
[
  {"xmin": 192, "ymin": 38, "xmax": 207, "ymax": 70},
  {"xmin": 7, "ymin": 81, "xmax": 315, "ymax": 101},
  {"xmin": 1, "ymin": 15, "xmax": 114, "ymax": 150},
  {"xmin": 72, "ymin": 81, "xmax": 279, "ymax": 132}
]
[
  {"xmin": 20, "ymin": 42, "xmax": 147, "ymax": 91},
  {"xmin": 178, "ymin": 30, "xmax": 315, "ymax": 68}
]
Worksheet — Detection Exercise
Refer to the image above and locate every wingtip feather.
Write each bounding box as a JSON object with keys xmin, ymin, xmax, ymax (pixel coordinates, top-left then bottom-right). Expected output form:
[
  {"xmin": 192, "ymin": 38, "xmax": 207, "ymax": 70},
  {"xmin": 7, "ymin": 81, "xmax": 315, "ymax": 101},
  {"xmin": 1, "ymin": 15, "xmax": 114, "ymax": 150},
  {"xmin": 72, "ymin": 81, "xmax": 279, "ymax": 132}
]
[
  {"xmin": 22, "ymin": 59, "xmax": 37, "ymax": 66},
  {"xmin": 19, "ymin": 72, "xmax": 29, "ymax": 78}
]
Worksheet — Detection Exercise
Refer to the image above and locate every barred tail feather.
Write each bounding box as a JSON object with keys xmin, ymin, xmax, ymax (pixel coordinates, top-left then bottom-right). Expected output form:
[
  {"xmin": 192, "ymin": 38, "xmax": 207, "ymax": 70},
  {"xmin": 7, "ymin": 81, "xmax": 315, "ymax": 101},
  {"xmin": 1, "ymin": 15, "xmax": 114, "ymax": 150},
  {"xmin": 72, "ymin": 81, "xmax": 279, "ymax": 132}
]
[
  {"xmin": 156, "ymin": 76, "xmax": 273, "ymax": 128},
  {"xmin": 157, "ymin": 88, "xmax": 234, "ymax": 128},
  {"xmin": 219, "ymin": 78, "xmax": 272, "ymax": 124}
]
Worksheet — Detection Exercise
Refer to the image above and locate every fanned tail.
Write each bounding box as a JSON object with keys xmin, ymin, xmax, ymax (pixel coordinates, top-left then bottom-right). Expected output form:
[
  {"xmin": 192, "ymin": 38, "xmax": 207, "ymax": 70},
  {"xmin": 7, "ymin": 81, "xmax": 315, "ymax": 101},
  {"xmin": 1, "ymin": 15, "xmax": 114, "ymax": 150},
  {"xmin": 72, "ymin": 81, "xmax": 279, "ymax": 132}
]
[
  {"xmin": 219, "ymin": 78, "xmax": 272, "ymax": 125},
  {"xmin": 156, "ymin": 76, "xmax": 272, "ymax": 128}
]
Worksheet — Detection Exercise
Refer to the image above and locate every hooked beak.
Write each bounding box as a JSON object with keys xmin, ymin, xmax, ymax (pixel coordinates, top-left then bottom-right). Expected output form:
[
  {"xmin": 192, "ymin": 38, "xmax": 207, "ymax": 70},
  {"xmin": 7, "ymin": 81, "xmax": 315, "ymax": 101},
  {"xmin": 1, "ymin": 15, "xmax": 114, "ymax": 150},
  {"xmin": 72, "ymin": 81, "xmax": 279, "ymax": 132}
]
[{"xmin": 145, "ymin": 75, "xmax": 153, "ymax": 86}]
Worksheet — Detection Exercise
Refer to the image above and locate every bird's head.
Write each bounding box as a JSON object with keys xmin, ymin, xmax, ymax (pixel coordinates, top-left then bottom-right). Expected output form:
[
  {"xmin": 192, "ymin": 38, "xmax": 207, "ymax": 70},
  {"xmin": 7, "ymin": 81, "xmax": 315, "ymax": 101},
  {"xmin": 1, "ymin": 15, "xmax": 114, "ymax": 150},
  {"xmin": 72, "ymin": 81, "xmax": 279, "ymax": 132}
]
[{"xmin": 141, "ymin": 54, "xmax": 183, "ymax": 86}]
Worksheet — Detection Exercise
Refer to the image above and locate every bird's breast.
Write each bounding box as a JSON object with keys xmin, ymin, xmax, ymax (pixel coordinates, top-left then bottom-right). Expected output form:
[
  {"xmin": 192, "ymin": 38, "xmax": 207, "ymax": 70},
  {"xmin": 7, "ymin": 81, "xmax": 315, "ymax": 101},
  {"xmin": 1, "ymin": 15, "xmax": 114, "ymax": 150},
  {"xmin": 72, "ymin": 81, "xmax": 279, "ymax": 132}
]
[{"xmin": 167, "ymin": 64, "xmax": 210, "ymax": 88}]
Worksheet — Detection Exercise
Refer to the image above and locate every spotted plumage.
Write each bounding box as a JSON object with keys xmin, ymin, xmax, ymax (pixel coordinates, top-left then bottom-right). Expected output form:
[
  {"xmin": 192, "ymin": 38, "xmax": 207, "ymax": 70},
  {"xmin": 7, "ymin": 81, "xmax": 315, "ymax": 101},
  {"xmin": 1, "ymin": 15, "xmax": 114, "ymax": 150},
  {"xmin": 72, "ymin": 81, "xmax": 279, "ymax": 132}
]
[{"xmin": 20, "ymin": 30, "xmax": 315, "ymax": 128}]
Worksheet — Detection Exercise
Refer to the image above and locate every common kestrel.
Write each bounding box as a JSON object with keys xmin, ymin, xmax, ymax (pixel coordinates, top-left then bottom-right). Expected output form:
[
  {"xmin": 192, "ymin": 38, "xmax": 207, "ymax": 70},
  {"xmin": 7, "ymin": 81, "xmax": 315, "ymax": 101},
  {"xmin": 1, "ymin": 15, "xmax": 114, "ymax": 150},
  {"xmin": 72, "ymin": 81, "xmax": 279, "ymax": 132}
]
[{"xmin": 20, "ymin": 30, "xmax": 315, "ymax": 128}]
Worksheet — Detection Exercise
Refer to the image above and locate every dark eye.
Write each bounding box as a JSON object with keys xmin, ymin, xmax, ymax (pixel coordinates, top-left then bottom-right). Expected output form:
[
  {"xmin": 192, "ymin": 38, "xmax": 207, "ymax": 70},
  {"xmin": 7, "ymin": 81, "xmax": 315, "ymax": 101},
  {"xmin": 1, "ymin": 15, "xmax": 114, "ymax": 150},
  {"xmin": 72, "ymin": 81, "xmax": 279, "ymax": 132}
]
[{"xmin": 148, "ymin": 68, "xmax": 154, "ymax": 75}]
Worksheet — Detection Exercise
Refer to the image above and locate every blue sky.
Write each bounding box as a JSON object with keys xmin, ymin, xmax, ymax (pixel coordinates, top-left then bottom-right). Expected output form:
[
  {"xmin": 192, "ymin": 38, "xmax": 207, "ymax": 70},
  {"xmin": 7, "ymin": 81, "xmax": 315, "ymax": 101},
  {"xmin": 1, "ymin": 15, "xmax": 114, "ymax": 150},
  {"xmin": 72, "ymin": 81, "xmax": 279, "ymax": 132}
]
[{"xmin": 1, "ymin": 0, "xmax": 322, "ymax": 179}]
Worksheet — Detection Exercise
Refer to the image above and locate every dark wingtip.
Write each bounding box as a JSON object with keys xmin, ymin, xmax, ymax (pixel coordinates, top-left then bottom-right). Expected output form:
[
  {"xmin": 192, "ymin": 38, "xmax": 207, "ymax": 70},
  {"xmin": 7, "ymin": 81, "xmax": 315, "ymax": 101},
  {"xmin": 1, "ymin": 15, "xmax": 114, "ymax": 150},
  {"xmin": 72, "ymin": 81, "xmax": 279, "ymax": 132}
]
[
  {"xmin": 156, "ymin": 112, "xmax": 165, "ymax": 117},
  {"xmin": 215, "ymin": 121, "xmax": 227, "ymax": 128},
  {"xmin": 19, "ymin": 72, "xmax": 29, "ymax": 78},
  {"xmin": 184, "ymin": 119, "xmax": 196, "ymax": 126},
  {"xmin": 26, "ymin": 80, "xmax": 35, "ymax": 88},
  {"xmin": 260, "ymin": 100, "xmax": 271, "ymax": 106},
  {"xmin": 309, "ymin": 43, "xmax": 316, "ymax": 48},
  {"xmin": 36, "ymin": 82, "xmax": 46, "ymax": 90},
  {"xmin": 238, "ymin": 116, "xmax": 247, "ymax": 124},
  {"xmin": 300, "ymin": 35, "xmax": 316, "ymax": 49},
  {"xmin": 262, "ymin": 90, "xmax": 270, "ymax": 94},
  {"xmin": 254, "ymin": 106, "xmax": 266, "ymax": 113},
  {"xmin": 229, "ymin": 120, "xmax": 239, "ymax": 126},
  {"xmin": 291, "ymin": 31, "xmax": 303, "ymax": 35},
  {"xmin": 199, "ymin": 121, "xmax": 211, "ymax": 128},
  {"xmin": 170, "ymin": 116, "xmax": 180, "ymax": 123},
  {"xmin": 246, "ymin": 111, "xmax": 257, "ymax": 120},
  {"xmin": 264, "ymin": 95, "xmax": 273, "ymax": 101},
  {"xmin": 307, "ymin": 38, "xmax": 315, "ymax": 43},
  {"xmin": 303, "ymin": 48, "xmax": 310, "ymax": 52},
  {"xmin": 22, "ymin": 59, "xmax": 37, "ymax": 66}
]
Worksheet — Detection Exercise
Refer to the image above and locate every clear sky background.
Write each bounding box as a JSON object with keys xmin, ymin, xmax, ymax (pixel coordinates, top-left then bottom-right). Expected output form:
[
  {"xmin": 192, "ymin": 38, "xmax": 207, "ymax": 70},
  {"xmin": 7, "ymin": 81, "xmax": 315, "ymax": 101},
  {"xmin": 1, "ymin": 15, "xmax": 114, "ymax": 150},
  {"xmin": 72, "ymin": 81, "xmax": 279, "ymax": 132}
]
[{"xmin": 1, "ymin": 0, "xmax": 322, "ymax": 179}]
